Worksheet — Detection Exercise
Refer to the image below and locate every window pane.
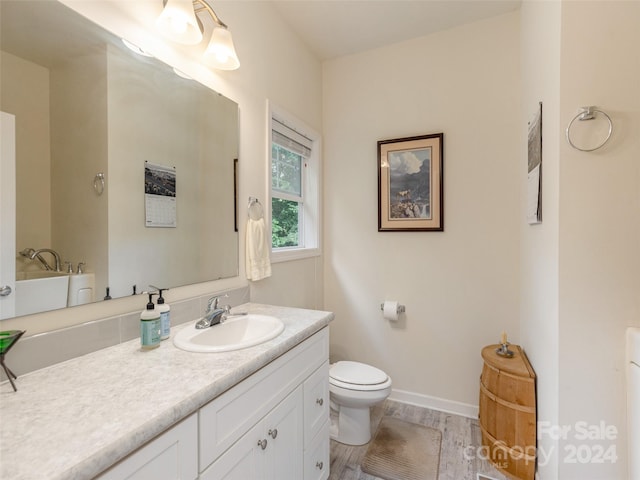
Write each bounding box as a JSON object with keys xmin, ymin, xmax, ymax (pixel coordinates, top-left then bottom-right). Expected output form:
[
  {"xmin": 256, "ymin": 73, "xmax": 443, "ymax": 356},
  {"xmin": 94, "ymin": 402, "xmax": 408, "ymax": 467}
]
[
  {"xmin": 272, "ymin": 198, "xmax": 300, "ymax": 248},
  {"xmin": 271, "ymin": 145, "xmax": 302, "ymax": 196}
]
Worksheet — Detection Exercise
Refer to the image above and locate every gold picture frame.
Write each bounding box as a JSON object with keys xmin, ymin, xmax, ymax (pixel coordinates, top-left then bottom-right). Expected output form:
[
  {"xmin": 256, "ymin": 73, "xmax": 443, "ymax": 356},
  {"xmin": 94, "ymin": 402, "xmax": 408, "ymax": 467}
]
[{"xmin": 378, "ymin": 133, "xmax": 444, "ymax": 232}]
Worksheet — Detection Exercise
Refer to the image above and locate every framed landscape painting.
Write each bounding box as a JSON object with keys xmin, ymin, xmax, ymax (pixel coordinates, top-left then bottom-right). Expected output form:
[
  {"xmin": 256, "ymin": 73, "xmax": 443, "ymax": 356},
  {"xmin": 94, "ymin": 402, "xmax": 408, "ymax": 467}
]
[{"xmin": 378, "ymin": 133, "xmax": 443, "ymax": 232}]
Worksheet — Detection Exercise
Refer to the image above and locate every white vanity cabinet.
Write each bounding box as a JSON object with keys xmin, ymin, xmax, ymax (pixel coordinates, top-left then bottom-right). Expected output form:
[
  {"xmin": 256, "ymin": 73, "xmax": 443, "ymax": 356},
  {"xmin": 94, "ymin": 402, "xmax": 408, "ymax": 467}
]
[
  {"xmin": 199, "ymin": 327, "xmax": 329, "ymax": 480},
  {"xmin": 96, "ymin": 414, "xmax": 198, "ymax": 480},
  {"xmin": 96, "ymin": 327, "xmax": 329, "ymax": 480}
]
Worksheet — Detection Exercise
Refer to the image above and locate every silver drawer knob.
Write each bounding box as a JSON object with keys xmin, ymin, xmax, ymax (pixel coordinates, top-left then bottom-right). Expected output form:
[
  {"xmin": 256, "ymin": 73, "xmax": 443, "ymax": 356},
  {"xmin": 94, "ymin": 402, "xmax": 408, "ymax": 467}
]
[
  {"xmin": 268, "ymin": 428, "xmax": 278, "ymax": 439},
  {"xmin": 257, "ymin": 439, "xmax": 267, "ymax": 450},
  {"xmin": 316, "ymin": 398, "xmax": 324, "ymax": 406},
  {"xmin": 316, "ymin": 461, "xmax": 324, "ymax": 470}
]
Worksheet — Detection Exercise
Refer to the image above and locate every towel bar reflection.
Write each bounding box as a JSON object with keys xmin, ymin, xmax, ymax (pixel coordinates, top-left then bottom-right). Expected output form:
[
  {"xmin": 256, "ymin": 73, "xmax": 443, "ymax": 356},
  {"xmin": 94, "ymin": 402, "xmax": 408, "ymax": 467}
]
[
  {"xmin": 93, "ymin": 172, "xmax": 105, "ymax": 195},
  {"xmin": 565, "ymin": 106, "xmax": 613, "ymax": 152}
]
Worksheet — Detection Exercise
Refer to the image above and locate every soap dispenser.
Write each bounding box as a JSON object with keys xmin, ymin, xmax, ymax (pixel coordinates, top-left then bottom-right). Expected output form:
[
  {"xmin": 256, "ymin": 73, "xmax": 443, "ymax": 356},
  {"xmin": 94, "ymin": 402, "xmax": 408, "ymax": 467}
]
[
  {"xmin": 140, "ymin": 293, "xmax": 161, "ymax": 350},
  {"xmin": 154, "ymin": 287, "xmax": 171, "ymax": 340}
]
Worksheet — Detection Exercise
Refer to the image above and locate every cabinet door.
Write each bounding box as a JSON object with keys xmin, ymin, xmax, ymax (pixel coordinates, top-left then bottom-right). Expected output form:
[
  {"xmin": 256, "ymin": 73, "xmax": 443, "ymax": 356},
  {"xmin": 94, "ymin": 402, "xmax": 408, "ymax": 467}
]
[
  {"xmin": 200, "ymin": 421, "xmax": 265, "ymax": 480},
  {"xmin": 303, "ymin": 361, "xmax": 329, "ymax": 445},
  {"xmin": 264, "ymin": 386, "xmax": 304, "ymax": 480},
  {"xmin": 304, "ymin": 420, "xmax": 330, "ymax": 480},
  {"xmin": 202, "ymin": 387, "xmax": 303, "ymax": 480},
  {"xmin": 97, "ymin": 414, "xmax": 197, "ymax": 480}
]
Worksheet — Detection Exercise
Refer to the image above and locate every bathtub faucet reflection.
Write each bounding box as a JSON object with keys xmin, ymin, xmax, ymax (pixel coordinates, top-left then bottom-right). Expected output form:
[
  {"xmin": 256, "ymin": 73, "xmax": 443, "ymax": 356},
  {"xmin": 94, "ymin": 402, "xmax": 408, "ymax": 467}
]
[{"xmin": 20, "ymin": 248, "xmax": 62, "ymax": 272}]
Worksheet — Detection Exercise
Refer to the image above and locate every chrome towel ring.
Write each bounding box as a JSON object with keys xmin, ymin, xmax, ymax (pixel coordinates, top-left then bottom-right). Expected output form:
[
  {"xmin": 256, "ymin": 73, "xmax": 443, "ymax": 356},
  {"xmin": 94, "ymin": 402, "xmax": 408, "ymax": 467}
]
[
  {"xmin": 248, "ymin": 196, "xmax": 264, "ymax": 220},
  {"xmin": 93, "ymin": 172, "xmax": 105, "ymax": 195},
  {"xmin": 565, "ymin": 106, "xmax": 613, "ymax": 152}
]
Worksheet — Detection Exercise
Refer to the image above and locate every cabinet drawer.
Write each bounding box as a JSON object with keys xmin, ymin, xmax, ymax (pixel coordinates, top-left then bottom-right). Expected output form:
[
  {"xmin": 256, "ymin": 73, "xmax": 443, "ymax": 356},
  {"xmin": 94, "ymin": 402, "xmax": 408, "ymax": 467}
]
[
  {"xmin": 200, "ymin": 327, "xmax": 328, "ymax": 471},
  {"xmin": 303, "ymin": 361, "xmax": 329, "ymax": 445},
  {"xmin": 304, "ymin": 419, "xmax": 330, "ymax": 480}
]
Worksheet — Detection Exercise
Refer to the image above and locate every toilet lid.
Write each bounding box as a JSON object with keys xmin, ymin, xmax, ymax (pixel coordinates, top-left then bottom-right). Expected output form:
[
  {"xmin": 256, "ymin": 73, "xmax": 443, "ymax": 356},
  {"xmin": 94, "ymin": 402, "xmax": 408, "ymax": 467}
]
[{"xmin": 329, "ymin": 361, "xmax": 388, "ymax": 386}]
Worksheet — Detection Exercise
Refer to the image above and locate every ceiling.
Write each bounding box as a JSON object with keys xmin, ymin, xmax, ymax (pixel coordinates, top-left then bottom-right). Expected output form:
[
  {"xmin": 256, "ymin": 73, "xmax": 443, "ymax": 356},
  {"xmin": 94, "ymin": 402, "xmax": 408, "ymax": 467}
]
[
  {"xmin": 1, "ymin": 1, "xmax": 521, "ymax": 67},
  {"xmin": 270, "ymin": 0, "xmax": 521, "ymax": 60}
]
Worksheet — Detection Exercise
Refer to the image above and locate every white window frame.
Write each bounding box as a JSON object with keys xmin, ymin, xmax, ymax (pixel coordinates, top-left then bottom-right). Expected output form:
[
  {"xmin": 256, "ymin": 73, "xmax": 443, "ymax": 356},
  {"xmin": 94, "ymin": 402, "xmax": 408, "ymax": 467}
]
[{"xmin": 267, "ymin": 102, "xmax": 321, "ymax": 263}]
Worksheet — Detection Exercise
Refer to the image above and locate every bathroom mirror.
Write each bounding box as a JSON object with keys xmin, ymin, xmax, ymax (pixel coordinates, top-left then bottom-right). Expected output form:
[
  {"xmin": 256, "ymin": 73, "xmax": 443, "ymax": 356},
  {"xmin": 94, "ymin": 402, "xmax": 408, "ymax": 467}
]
[{"xmin": 0, "ymin": 0, "xmax": 239, "ymax": 319}]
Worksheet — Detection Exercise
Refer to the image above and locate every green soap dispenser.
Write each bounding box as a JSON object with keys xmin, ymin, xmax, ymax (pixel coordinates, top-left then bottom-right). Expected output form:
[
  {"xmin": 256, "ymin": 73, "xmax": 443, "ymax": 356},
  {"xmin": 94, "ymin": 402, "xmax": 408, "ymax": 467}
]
[{"xmin": 140, "ymin": 293, "xmax": 161, "ymax": 350}]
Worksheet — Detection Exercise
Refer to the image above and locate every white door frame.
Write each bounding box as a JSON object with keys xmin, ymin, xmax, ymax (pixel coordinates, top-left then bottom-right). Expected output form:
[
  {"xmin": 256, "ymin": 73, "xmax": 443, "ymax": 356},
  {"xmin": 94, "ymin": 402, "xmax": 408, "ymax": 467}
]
[{"xmin": 0, "ymin": 111, "xmax": 16, "ymax": 319}]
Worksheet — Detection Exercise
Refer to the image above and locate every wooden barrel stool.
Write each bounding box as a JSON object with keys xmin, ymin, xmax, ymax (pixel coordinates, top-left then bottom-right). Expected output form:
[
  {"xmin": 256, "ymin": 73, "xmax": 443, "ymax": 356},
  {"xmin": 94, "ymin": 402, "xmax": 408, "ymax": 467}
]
[{"xmin": 479, "ymin": 344, "xmax": 536, "ymax": 480}]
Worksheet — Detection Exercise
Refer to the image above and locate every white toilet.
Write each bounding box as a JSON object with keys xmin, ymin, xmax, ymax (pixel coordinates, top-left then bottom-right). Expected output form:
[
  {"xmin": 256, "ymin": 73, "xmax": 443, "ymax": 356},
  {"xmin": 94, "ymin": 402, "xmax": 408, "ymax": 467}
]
[{"xmin": 329, "ymin": 361, "xmax": 392, "ymax": 445}]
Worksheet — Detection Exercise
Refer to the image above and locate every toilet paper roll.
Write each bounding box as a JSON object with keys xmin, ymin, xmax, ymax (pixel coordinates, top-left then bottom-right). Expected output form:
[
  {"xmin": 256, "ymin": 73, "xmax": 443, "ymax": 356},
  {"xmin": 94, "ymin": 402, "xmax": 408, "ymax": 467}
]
[{"xmin": 383, "ymin": 300, "xmax": 400, "ymax": 322}]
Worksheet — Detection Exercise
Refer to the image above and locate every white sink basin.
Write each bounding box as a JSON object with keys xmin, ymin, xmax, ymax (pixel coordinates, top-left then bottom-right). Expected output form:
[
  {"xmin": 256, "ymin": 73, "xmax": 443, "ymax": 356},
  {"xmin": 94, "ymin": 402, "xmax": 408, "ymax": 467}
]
[{"xmin": 173, "ymin": 314, "xmax": 285, "ymax": 353}]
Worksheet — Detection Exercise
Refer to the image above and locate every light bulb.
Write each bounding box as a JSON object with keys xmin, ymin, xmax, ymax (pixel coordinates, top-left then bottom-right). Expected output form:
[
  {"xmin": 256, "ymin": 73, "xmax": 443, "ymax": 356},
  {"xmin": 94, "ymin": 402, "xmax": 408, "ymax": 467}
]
[
  {"xmin": 156, "ymin": 0, "xmax": 202, "ymax": 45},
  {"xmin": 203, "ymin": 27, "xmax": 240, "ymax": 70},
  {"xmin": 217, "ymin": 51, "xmax": 229, "ymax": 63},
  {"xmin": 171, "ymin": 16, "xmax": 188, "ymax": 34}
]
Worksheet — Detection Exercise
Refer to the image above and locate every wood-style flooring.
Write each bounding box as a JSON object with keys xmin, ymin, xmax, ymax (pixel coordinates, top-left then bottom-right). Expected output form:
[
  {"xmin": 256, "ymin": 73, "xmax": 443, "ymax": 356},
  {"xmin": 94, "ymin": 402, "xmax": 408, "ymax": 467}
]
[{"xmin": 329, "ymin": 399, "xmax": 509, "ymax": 480}]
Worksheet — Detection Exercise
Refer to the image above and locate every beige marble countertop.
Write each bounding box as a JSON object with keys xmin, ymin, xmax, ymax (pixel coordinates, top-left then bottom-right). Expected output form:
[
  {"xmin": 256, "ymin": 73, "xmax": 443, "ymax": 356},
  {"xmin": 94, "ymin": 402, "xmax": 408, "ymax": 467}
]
[{"xmin": 0, "ymin": 303, "xmax": 333, "ymax": 480}]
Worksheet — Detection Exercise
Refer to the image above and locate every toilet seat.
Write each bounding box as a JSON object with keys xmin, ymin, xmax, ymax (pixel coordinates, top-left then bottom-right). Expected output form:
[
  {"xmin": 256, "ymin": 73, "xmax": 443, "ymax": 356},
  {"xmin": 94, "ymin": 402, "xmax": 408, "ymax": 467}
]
[{"xmin": 329, "ymin": 361, "xmax": 391, "ymax": 391}]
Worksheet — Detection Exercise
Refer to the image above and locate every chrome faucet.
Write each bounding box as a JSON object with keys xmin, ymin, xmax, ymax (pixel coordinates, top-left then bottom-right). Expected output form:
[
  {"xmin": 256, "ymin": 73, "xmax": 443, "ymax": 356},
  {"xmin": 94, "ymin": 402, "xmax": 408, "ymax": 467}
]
[
  {"xmin": 194, "ymin": 294, "xmax": 248, "ymax": 329},
  {"xmin": 19, "ymin": 248, "xmax": 51, "ymax": 271},
  {"xmin": 195, "ymin": 294, "xmax": 230, "ymax": 329},
  {"xmin": 28, "ymin": 248, "xmax": 62, "ymax": 272}
]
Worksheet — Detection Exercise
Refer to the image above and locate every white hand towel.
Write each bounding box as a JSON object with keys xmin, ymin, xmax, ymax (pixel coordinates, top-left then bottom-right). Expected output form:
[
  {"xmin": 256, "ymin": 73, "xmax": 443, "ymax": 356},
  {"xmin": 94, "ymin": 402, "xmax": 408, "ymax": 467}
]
[{"xmin": 245, "ymin": 217, "xmax": 272, "ymax": 281}]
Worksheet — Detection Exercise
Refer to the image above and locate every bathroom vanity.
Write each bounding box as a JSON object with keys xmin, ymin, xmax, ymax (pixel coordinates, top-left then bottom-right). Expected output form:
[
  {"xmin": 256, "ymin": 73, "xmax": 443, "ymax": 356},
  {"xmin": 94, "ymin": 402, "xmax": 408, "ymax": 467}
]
[{"xmin": 0, "ymin": 303, "xmax": 332, "ymax": 480}]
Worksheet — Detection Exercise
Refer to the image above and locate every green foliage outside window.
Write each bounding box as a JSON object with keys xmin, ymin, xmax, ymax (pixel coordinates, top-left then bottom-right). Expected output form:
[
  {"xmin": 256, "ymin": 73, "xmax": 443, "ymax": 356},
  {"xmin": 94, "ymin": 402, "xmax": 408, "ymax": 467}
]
[
  {"xmin": 272, "ymin": 144, "xmax": 302, "ymax": 248},
  {"xmin": 272, "ymin": 198, "xmax": 299, "ymax": 247}
]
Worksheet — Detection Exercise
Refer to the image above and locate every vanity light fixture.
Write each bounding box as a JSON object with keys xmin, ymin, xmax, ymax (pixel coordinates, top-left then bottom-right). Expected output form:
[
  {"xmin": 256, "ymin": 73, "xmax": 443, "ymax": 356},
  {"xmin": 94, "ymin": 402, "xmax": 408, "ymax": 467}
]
[{"xmin": 156, "ymin": 0, "xmax": 240, "ymax": 70}]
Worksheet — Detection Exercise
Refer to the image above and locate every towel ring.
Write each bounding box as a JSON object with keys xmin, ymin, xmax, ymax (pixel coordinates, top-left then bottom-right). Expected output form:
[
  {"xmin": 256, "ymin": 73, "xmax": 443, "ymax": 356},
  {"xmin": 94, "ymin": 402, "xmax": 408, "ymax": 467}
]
[
  {"xmin": 248, "ymin": 197, "xmax": 264, "ymax": 220},
  {"xmin": 93, "ymin": 172, "xmax": 105, "ymax": 195},
  {"xmin": 565, "ymin": 106, "xmax": 613, "ymax": 152}
]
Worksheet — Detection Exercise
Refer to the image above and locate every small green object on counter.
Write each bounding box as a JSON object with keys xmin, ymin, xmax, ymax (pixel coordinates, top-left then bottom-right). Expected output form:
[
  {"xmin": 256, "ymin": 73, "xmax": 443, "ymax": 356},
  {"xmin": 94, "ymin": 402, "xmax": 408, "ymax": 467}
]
[
  {"xmin": 0, "ymin": 330, "xmax": 25, "ymax": 392},
  {"xmin": 0, "ymin": 330, "xmax": 24, "ymax": 355}
]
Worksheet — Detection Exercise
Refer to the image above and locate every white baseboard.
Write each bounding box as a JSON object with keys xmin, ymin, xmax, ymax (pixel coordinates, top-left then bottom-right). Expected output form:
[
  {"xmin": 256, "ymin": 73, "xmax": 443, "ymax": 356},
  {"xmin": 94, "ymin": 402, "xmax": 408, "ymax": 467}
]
[{"xmin": 388, "ymin": 388, "xmax": 479, "ymax": 419}]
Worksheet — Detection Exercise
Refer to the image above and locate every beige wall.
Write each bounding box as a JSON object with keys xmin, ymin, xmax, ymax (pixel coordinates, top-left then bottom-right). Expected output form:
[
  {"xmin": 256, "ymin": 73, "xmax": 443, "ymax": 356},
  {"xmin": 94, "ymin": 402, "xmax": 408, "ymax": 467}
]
[
  {"xmin": 323, "ymin": 12, "xmax": 521, "ymax": 412},
  {"xmin": 50, "ymin": 46, "xmax": 109, "ymax": 290},
  {"xmin": 521, "ymin": 1, "xmax": 639, "ymax": 478},
  {"xmin": 557, "ymin": 2, "xmax": 640, "ymax": 478}
]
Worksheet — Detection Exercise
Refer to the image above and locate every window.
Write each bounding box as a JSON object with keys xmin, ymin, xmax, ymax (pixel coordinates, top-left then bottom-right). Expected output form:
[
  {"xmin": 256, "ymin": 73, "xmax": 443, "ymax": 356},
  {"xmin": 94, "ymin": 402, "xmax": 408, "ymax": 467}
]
[{"xmin": 269, "ymin": 105, "xmax": 320, "ymax": 261}]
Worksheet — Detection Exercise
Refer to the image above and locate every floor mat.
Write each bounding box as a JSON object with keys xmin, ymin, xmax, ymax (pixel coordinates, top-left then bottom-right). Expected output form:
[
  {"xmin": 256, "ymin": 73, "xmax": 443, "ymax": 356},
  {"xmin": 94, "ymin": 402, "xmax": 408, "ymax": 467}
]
[{"xmin": 361, "ymin": 416, "xmax": 442, "ymax": 480}]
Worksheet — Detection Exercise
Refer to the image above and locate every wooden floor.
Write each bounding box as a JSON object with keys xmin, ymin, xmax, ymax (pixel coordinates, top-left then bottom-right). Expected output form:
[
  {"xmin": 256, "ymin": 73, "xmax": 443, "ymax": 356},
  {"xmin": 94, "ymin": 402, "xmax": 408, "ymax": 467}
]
[{"xmin": 329, "ymin": 399, "xmax": 509, "ymax": 480}]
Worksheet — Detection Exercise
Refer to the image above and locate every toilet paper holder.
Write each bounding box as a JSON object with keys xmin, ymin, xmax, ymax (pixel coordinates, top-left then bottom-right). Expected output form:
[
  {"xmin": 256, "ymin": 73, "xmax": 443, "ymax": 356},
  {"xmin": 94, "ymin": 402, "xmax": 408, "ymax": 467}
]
[{"xmin": 380, "ymin": 303, "xmax": 405, "ymax": 314}]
